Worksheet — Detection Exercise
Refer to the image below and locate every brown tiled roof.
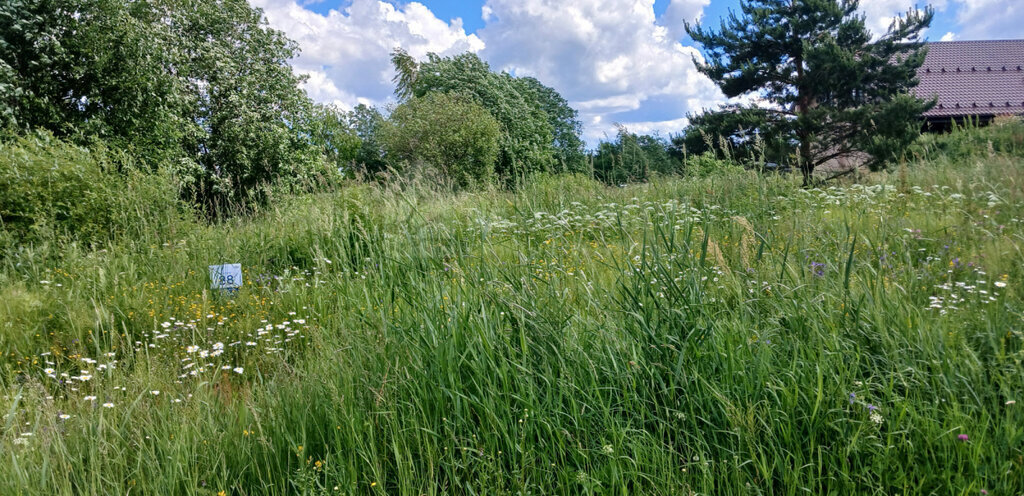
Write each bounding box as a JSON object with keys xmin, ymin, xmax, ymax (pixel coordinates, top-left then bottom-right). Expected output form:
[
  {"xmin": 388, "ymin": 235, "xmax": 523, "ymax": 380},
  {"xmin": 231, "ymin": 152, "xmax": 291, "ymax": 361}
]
[{"xmin": 914, "ymin": 40, "xmax": 1024, "ymax": 118}]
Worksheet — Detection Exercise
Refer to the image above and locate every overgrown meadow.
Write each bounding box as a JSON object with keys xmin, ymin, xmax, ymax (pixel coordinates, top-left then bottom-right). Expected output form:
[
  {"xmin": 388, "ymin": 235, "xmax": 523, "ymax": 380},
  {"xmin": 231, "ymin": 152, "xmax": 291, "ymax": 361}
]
[{"xmin": 2, "ymin": 123, "xmax": 1023, "ymax": 495}]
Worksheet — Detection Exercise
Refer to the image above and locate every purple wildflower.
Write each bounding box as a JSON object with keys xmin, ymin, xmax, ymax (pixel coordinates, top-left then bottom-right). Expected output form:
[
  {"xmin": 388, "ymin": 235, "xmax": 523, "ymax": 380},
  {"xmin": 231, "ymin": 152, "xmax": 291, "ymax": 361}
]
[{"xmin": 958, "ymin": 434, "xmax": 969, "ymax": 442}]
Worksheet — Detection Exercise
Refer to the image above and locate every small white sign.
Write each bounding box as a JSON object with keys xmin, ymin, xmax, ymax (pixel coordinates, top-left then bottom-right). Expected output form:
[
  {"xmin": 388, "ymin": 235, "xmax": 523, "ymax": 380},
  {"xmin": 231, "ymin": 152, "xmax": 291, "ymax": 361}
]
[{"xmin": 209, "ymin": 264, "xmax": 242, "ymax": 290}]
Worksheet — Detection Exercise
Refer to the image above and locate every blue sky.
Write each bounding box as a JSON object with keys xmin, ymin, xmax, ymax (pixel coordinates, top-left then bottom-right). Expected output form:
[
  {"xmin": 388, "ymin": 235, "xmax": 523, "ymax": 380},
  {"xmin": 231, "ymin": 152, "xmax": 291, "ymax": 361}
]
[{"xmin": 260, "ymin": 0, "xmax": 1021, "ymax": 144}]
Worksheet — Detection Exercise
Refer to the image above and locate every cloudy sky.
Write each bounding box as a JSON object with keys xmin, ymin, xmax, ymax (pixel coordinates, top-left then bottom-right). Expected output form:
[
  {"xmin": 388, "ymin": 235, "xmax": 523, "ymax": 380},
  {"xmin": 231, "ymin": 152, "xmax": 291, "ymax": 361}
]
[{"xmin": 250, "ymin": 0, "xmax": 1023, "ymax": 145}]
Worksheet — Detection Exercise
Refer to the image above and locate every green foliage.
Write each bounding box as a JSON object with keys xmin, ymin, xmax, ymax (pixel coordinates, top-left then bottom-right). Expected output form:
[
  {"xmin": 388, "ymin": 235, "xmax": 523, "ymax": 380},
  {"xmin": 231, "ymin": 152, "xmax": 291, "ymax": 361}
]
[
  {"xmin": 0, "ymin": 132, "xmax": 183, "ymax": 254},
  {"xmin": 686, "ymin": 0, "xmax": 934, "ymax": 183},
  {"xmin": 0, "ymin": 0, "xmax": 324, "ymax": 209},
  {"xmin": 912, "ymin": 116, "xmax": 1024, "ymax": 162},
  {"xmin": 406, "ymin": 52, "xmax": 552, "ymax": 180},
  {"xmin": 683, "ymin": 153, "xmax": 743, "ymax": 178},
  {"xmin": 346, "ymin": 104, "xmax": 388, "ymax": 178},
  {"xmin": 168, "ymin": 0, "xmax": 322, "ymax": 208},
  {"xmin": 675, "ymin": 105, "xmax": 792, "ymax": 166},
  {"xmin": 511, "ymin": 76, "xmax": 587, "ymax": 174},
  {"xmin": 300, "ymin": 103, "xmax": 361, "ymax": 178},
  {"xmin": 593, "ymin": 126, "xmax": 679, "ymax": 184},
  {"xmin": 0, "ymin": 0, "xmax": 187, "ymax": 162},
  {"xmin": 394, "ymin": 50, "xmax": 585, "ymax": 182},
  {"xmin": 381, "ymin": 92, "xmax": 501, "ymax": 189},
  {"xmin": 390, "ymin": 47, "xmax": 419, "ymax": 102}
]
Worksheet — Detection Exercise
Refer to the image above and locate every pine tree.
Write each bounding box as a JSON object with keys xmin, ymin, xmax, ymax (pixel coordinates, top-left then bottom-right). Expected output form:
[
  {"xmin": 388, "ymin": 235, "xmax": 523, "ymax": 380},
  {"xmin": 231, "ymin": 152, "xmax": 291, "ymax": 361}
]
[{"xmin": 686, "ymin": 0, "xmax": 934, "ymax": 185}]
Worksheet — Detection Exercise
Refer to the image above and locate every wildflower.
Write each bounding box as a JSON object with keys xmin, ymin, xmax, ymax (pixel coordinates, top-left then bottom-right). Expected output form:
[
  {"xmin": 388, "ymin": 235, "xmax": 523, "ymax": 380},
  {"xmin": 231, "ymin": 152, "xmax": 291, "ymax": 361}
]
[
  {"xmin": 84, "ymin": 395, "xmax": 97, "ymax": 401},
  {"xmin": 186, "ymin": 345, "xmax": 200, "ymax": 353},
  {"xmin": 150, "ymin": 390, "xmax": 160, "ymax": 395},
  {"xmin": 867, "ymin": 404, "xmax": 878, "ymax": 411},
  {"xmin": 218, "ymin": 491, "xmax": 226, "ymax": 496},
  {"xmin": 370, "ymin": 482, "xmax": 377, "ymax": 488},
  {"xmin": 102, "ymin": 402, "xmax": 115, "ymax": 408},
  {"xmin": 601, "ymin": 444, "xmax": 614, "ymax": 455},
  {"xmin": 995, "ymin": 281, "xmax": 1006, "ymax": 288},
  {"xmin": 59, "ymin": 414, "xmax": 71, "ymax": 420},
  {"xmin": 958, "ymin": 434, "xmax": 969, "ymax": 442},
  {"xmin": 78, "ymin": 374, "xmax": 92, "ymax": 381},
  {"xmin": 848, "ymin": 392, "xmax": 855, "ymax": 404},
  {"xmin": 233, "ymin": 367, "xmax": 244, "ymax": 374},
  {"xmin": 870, "ymin": 412, "xmax": 883, "ymax": 424},
  {"xmin": 44, "ymin": 367, "xmax": 55, "ymax": 375},
  {"xmin": 1006, "ymin": 400, "xmax": 1016, "ymax": 405}
]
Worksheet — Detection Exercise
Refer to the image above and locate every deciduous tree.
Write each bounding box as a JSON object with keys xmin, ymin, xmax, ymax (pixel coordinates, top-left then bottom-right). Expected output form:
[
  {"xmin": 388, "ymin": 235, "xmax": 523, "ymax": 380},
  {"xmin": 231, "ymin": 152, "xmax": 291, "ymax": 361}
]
[{"xmin": 381, "ymin": 92, "xmax": 501, "ymax": 189}]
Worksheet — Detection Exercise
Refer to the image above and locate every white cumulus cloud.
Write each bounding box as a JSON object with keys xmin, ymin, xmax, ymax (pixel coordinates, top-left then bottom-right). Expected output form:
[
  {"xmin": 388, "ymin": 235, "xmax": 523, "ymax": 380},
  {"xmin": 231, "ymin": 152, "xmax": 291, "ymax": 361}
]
[
  {"xmin": 857, "ymin": 0, "xmax": 948, "ymax": 39},
  {"xmin": 951, "ymin": 0, "xmax": 1024, "ymax": 39},
  {"xmin": 250, "ymin": 0, "xmax": 483, "ymax": 110},
  {"xmin": 858, "ymin": 0, "xmax": 1024, "ymax": 41},
  {"xmin": 477, "ymin": 0, "xmax": 724, "ymax": 144}
]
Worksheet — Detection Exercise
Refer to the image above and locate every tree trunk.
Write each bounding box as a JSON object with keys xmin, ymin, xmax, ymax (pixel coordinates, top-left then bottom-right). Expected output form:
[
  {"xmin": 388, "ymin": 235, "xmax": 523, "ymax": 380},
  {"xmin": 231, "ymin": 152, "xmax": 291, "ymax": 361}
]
[
  {"xmin": 799, "ymin": 136, "xmax": 813, "ymax": 186},
  {"xmin": 795, "ymin": 53, "xmax": 813, "ymax": 187}
]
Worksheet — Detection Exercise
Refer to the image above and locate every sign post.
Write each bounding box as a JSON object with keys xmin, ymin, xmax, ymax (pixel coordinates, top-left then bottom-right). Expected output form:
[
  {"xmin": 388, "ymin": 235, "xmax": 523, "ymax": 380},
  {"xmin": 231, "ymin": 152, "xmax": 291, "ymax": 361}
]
[{"xmin": 209, "ymin": 263, "xmax": 242, "ymax": 296}]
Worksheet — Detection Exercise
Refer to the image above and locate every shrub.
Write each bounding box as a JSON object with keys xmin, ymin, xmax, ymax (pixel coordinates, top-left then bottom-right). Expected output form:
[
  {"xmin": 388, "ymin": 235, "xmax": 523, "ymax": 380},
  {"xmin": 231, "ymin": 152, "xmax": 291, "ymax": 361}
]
[
  {"xmin": 381, "ymin": 93, "xmax": 501, "ymax": 189},
  {"xmin": 592, "ymin": 126, "xmax": 680, "ymax": 185},
  {"xmin": 912, "ymin": 116, "xmax": 1024, "ymax": 162},
  {"xmin": 0, "ymin": 132, "xmax": 184, "ymax": 254}
]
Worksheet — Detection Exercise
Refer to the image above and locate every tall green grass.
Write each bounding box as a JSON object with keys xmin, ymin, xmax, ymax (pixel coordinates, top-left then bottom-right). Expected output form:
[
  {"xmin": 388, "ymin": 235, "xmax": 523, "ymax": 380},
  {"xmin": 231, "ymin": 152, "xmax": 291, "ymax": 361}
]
[{"xmin": 1, "ymin": 125, "xmax": 1023, "ymax": 495}]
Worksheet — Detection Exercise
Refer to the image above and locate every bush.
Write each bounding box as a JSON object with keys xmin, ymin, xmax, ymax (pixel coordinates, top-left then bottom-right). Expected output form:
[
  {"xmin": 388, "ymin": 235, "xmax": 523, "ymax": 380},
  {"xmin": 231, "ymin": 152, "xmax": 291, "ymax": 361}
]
[
  {"xmin": 0, "ymin": 132, "xmax": 184, "ymax": 254},
  {"xmin": 912, "ymin": 116, "xmax": 1024, "ymax": 162},
  {"xmin": 592, "ymin": 127, "xmax": 680, "ymax": 185},
  {"xmin": 381, "ymin": 93, "xmax": 501, "ymax": 189}
]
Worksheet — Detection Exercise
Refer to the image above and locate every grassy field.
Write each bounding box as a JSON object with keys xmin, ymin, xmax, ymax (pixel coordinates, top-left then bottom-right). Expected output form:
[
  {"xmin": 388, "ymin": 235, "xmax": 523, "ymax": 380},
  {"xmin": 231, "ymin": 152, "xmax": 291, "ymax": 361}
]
[{"xmin": 2, "ymin": 123, "xmax": 1024, "ymax": 495}]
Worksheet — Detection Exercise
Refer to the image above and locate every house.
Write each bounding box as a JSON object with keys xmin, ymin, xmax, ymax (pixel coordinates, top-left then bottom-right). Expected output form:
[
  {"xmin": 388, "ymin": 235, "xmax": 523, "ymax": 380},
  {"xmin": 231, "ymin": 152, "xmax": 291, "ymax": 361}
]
[{"xmin": 915, "ymin": 39, "xmax": 1024, "ymax": 130}]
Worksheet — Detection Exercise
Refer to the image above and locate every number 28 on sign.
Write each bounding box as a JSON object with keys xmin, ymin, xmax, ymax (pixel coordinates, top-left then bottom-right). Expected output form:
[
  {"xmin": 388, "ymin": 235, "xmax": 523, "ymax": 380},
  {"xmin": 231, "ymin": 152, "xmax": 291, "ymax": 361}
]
[{"xmin": 209, "ymin": 264, "xmax": 242, "ymax": 294}]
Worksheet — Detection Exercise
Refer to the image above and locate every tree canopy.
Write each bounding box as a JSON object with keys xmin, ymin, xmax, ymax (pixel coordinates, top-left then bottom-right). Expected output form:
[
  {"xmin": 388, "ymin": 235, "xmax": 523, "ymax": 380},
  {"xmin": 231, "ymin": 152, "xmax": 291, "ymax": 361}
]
[
  {"xmin": 686, "ymin": 0, "xmax": 934, "ymax": 184},
  {"xmin": 1, "ymin": 0, "xmax": 339, "ymax": 208},
  {"xmin": 381, "ymin": 92, "xmax": 501, "ymax": 189},
  {"xmin": 593, "ymin": 126, "xmax": 677, "ymax": 185},
  {"xmin": 391, "ymin": 49, "xmax": 586, "ymax": 183}
]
